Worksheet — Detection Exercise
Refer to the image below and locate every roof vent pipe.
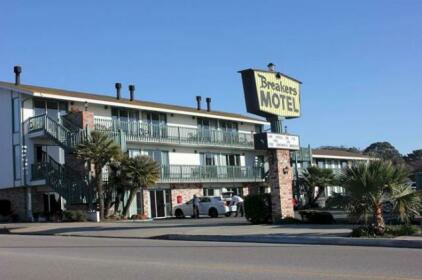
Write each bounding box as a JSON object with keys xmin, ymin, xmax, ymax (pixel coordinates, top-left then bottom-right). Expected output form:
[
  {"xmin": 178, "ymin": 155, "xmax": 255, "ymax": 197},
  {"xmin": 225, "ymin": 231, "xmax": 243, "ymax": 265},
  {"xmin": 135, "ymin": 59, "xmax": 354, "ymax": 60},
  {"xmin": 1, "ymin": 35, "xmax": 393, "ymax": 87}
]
[
  {"xmin": 115, "ymin": 83, "xmax": 122, "ymax": 100},
  {"xmin": 129, "ymin": 85, "xmax": 135, "ymax": 101},
  {"xmin": 196, "ymin": 96, "xmax": 202, "ymax": 110},
  {"xmin": 14, "ymin": 66, "xmax": 22, "ymax": 85},
  {"xmin": 267, "ymin": 62, "xmax": 275, "ymax": 72},
  {"xmin": 206, "ymin": 97, "xmax": 211, "ymax": 112}
]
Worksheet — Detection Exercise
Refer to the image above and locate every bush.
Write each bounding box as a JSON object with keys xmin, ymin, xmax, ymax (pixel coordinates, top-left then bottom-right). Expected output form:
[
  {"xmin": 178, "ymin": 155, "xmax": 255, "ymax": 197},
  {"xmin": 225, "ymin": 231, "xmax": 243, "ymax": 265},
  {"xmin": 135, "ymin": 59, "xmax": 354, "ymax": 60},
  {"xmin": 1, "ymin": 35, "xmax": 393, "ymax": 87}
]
[
  {"xmin": 351, "ymin": 225, "xmax": 422, "ymax": 237},
  {"xmin": 385, "ymin": 225, "xmax": 422, "ymax": 236},
  {"xmin": 351, "ymin": 226, "xmax": 377, "ymax": 237},
  {"xmin": 244, "ymin": 194, "xmax": 272, "ymax": 224},
  {"xmin": 299, "ymin": 210, "xmax": 336, "ymax": 224},
  {"xmin": 63, "ymin": 210, "xmax": 87, "ymax": 222},
  {"xmin": 325, "ymin": 193, "xmax": 349, "ymax": 209},
  {"xmin": 0, "ymin": 200, "xmax": 11, "ymax": 216}
]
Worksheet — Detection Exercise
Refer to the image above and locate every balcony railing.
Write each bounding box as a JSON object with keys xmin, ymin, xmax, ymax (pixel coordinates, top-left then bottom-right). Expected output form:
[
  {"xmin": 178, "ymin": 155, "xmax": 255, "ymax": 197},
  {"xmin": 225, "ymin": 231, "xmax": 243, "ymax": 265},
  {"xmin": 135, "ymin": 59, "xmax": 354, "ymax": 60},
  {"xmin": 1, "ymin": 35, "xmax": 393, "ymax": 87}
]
[
  {"xmin": 158, "ymin": 165, "xmax": 264, "ymax": 183},
  {"xmin": 94, "ymin": 117, "xmax": 254, "ymax": 149}
]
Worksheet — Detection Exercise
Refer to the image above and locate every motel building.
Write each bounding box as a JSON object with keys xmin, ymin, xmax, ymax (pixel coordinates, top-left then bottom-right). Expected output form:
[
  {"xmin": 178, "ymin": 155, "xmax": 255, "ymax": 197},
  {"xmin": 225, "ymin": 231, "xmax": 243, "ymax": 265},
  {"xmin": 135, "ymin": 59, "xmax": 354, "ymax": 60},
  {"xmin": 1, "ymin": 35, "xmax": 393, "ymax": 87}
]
[
  {"xmin": 0, "ymin": 67, "xmax": 270, "ymax": 220},
  {"xmin": 292, "ymin": 147, "xmax": 373, "ymax": 207}
]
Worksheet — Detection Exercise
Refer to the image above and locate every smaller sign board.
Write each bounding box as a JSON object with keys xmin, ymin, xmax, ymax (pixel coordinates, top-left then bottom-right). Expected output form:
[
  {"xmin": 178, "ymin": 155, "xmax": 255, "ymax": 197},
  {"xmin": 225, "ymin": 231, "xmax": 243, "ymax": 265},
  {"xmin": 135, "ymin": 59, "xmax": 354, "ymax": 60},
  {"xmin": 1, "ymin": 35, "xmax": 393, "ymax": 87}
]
[{"xmin": 254, "ymin": 132, "xmax": 300, "ymax": 150}]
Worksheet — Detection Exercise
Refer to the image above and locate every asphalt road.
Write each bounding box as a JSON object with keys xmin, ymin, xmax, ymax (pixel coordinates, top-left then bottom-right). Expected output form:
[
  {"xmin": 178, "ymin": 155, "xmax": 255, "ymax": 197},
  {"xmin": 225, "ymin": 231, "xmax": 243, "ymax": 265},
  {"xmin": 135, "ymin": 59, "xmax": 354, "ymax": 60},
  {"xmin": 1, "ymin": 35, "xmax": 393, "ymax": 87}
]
[{"xmin": 1, "ymin": 235, "xmax": 421, "ymax": 280}]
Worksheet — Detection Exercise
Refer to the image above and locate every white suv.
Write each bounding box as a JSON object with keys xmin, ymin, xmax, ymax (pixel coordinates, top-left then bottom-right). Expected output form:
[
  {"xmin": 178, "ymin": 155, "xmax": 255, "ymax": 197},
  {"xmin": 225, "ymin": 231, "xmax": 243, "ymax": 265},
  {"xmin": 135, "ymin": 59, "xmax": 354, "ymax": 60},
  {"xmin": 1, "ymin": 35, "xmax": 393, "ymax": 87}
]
[{"xmin": 173, "ymin": 196, "xmax": 229, "ymax": 218}]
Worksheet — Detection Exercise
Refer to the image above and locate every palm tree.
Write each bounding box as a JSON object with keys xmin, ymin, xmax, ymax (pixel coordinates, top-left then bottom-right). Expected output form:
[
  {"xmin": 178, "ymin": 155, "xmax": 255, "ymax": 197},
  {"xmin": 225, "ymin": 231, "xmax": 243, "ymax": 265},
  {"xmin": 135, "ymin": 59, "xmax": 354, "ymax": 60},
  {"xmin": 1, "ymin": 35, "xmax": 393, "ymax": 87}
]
[
  {"xmin": 75, "ymin": 131, "xmax": 122, "ymax": 220},
  {"xmin": 122, "ymin": 155, "xmax": 160, "ymax": 218},
  {"xmin": 301, "ymin": 166, "xmax": 337, "ymax": 207},
  {"xmin": 340, "ymin": 160, "xmax": 420, "ymax": 235}
]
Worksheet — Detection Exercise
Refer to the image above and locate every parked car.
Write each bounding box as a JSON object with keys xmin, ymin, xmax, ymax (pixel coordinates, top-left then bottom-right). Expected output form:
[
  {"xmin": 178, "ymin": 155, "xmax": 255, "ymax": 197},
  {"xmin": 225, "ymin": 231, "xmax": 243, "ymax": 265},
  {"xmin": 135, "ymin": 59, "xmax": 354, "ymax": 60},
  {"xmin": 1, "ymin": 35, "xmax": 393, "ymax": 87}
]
[
  {"xmin": 221, "ymin": 191, "xmax": 237, "ymax": 216},
  {"xmin": 173, "ymin": 196, "xmax": 229, "ymax": 218}
]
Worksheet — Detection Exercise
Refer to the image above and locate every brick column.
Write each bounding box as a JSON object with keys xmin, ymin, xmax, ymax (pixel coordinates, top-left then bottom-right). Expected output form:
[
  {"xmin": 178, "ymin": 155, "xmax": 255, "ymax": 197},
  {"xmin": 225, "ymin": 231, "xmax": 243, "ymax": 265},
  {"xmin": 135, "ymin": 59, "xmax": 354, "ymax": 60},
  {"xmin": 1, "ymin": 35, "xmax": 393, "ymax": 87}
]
[{"xmin": 268, "ymin": 149, "xmax": 294, "ymax": 221}]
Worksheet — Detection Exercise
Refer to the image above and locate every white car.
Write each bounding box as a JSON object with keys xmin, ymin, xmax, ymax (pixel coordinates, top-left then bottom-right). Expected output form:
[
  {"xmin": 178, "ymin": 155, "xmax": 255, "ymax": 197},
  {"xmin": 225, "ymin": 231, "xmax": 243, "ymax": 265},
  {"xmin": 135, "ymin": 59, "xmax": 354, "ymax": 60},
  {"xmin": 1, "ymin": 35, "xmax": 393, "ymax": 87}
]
[{"xmin": 173, "ymin": 196, "xmax": 229, "ymax": 218}]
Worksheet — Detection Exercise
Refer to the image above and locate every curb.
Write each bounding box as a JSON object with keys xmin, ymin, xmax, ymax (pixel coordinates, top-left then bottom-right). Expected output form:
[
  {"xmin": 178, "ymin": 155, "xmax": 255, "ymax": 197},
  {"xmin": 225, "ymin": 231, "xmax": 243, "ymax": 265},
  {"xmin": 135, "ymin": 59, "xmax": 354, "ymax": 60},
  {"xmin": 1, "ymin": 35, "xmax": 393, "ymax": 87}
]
[{"xmin": 152, "ymin": 234, "xmax": 422, "ymax": 249}]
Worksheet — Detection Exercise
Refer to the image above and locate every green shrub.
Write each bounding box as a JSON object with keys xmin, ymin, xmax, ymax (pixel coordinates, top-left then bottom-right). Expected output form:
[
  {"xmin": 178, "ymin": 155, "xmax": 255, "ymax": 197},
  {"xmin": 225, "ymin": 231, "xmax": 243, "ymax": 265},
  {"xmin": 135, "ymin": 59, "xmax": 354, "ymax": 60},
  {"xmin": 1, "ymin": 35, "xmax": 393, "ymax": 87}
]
[
  {"xmin": 325, "ymin": 193, "xmax": 349, "ymax": 209},
  {"xmin": 0, "ymin": 200, "xmax": 11, "ymax": 216},
  {"xmin": 385, "ymin": 225, "xmax": 421, "ymax": 236},
  {"xmin": 244, "ymin": 194, "xmax": 272, "ymax": 224},
  {"xmin": 299, "ymin": 210, "xmax": 336, "ymax": 224},
  {"xmin": 351, "ymin": 225, "xmax": 422, "ymax": 237},
  {"xmin": 351, "ymin": 226, "xmax": 377, "ymax": 237},
  {"xmin": 63, "ymin": 210, "xmax": 87, "ymax": 222}
]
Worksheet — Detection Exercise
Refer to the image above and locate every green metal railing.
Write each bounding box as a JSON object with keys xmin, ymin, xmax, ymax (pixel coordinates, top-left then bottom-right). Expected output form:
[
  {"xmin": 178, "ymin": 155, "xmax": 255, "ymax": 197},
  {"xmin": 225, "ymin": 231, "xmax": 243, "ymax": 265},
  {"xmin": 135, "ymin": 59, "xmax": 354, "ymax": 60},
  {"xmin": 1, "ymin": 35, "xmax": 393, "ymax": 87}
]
[
  {"xmin": 94, "ymin": 117, "xmax": 254, "ymax": 149},
  {"xmin": 292, "ymin": 167, "xmax": 344, "ymax": 178},
  {"xmin": 158, "ymin": 165, "xmax": 264, "ymax": 183},
  {"xmin": 31, "ymin": 156, "xmax": 92, "ymax": 205},
  {"xmin": 28, "ymin": 114, "xmax": 87, "ymax": 151}
]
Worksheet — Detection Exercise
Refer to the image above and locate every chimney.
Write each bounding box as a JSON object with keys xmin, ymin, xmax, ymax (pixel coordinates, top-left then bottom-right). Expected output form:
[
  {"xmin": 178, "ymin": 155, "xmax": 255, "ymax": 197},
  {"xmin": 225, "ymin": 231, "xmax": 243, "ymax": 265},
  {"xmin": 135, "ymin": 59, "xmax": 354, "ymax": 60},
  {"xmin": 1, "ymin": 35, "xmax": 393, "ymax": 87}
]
[
  {"xmin": 14, "ymin": 66, "xmax": 22, "ymax": 85},
  {"xmin": 129, "ymin": 85, "xmax": 135, "ymax": 101},
  {"xmin": 267, "ymin": 62, "xmax": 275, "ymax": 72},
  {"xmin": 196, "ymin": 96, "xmax": 202, "ymax": 110},
  {"xmin": 115, "ymin": 82, "xmax": 122, "ymax": 100},
  {"xmin": 206, "ymin": 97, "xmax": 211, "ymax": 112}
]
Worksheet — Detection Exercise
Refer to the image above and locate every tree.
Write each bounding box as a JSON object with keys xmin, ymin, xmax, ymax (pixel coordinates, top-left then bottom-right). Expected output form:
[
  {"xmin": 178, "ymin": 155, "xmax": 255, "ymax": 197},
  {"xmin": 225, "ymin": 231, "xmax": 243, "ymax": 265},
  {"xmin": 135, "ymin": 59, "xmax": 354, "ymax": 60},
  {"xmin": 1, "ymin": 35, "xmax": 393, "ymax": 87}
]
[
  {"xmin": 363, "ymin": 142, "xmax": 403, "ymax": 164},
  {"xmin": 75, "ymin": 131, "xmax": 122, "ymax": 220},
  {"xmin": 122, "ymin": 155, "xmax": 160, "ymax": 218},
  {"xmin": 340, "ymin": 160, "xmax": 420, "ymax": 235},
  {"xmin": 404, "ymin": 149, "xmax": 422, "ymax": 162},
  {"xmin": 301, "ymin": 166, "xmax": 337, "ymax": 207}
]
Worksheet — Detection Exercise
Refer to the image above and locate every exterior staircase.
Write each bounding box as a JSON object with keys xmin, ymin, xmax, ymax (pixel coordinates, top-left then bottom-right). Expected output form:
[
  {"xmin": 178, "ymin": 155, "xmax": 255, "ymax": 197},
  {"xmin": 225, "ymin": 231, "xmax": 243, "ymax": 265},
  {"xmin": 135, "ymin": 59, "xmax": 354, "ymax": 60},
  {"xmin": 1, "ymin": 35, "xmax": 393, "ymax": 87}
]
[
  {"xmin": 27, "ymin": 114, "xmax": 87, "ymax": 152},
  {"xmin": 28, "ymin": 114, "xmax": 92, "ymax": 205},
  {"xmin": 31, "ymin": 155, "xmax": 93, "ymax": 205}
]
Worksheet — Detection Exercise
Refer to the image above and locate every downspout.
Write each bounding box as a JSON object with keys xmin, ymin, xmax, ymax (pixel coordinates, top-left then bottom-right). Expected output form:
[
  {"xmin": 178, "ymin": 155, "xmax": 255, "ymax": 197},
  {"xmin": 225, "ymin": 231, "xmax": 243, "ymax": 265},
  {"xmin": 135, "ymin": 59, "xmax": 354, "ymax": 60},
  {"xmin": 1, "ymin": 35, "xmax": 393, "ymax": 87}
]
[{"xmin": 21, "ymin": 95, "xmax": 32, "ymax": 221}]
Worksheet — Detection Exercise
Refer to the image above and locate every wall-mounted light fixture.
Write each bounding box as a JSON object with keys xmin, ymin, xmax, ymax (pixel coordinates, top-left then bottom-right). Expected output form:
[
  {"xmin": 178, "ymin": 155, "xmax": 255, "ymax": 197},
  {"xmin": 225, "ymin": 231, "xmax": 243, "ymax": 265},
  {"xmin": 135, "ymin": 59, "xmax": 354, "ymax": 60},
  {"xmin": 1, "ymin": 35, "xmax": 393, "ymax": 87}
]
[
  {"xmin": 194, "ymin": 150, "xmax": 197, "ymax": 153},
  {"xmin": 170, "ymin": 113, "xmax": 174, "ymax": 117},
  {"xmin": 104, "ymin": 105, "xmax": 109, "ymax": 109},
  {"xmin": 172, "ymin": 149, "xmax": 176, "ymax": 152},
  {"xmin": 70, "ymin": 101, "xmax": 74, "ymax": 106},
  {"xmin": 283, "ymin": 166, "xmax": 289, "ymax": 174},
  {"xmin": 84, "ymin": 101, "xmax": 88, "ymax": 111}
]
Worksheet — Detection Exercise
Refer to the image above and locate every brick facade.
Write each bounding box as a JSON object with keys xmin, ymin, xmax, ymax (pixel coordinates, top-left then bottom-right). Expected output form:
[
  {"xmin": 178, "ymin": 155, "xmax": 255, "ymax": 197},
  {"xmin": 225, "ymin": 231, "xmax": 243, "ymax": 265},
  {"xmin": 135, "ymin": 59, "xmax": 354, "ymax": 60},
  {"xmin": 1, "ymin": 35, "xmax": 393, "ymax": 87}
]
[
  {"xmin": 170, "ymin": 183, "xmax": 203, "ymax": 207},
  {"xmin": 267, "ymin": 149, "xmax": 294, "ymax": 221},
  {"xmin": 0, "ymin": 186, "xmax": 45, "ymax": 221}
]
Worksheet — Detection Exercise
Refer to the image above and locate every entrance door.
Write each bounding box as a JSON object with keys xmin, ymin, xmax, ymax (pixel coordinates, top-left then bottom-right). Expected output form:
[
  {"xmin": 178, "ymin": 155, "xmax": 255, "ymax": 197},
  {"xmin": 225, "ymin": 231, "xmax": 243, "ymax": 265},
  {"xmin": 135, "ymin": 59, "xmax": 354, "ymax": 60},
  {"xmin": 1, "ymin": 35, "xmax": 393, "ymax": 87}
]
[{"xmin": 149, "ymin": 189, "xmax": 171, "ymax": 218}]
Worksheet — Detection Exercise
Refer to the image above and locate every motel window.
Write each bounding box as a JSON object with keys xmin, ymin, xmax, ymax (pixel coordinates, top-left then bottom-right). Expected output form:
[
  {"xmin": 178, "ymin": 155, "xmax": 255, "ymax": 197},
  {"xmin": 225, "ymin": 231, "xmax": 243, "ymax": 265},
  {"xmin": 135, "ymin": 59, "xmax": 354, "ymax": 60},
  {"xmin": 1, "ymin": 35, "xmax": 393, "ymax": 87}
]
[
  {"xmin": 197, "ymin": 118, "xmax": 217, "ymax": 130},
  {"xmin": 12, "ymin": 98, "xmax": 20, "ymax": 133},
  {"xmin": 33, "ymin": 98, "xmax": 67, "ymax": 120},
  {"xmin": 143, "ymin": 111, "xmax": 166, "ymax": 125},
  {"xmin": 112, "ymin": 108, "xmax": 139, "ymax": 122},
  {"xmin": 203, "ymin": 188, "xmax": 215, "ymax": 196},
  {"xmin": 218, "ymin": 120, "xmax": 238, "ymax": 132},
  {"xmin": 13, "ymin": 145, "xmax": 21, "ymax": 180},
  {"xmin": 128, "ymin": 149, "xmax": 141, "ymax": 158}
]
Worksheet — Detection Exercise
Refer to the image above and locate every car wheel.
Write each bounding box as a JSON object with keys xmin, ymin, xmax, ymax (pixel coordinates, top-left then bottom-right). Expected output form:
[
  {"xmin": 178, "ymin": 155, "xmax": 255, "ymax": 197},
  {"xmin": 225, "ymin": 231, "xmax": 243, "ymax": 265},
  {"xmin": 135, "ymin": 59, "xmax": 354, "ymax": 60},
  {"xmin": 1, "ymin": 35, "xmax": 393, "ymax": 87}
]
[
  {"xmin": 175, "ymin": 209, "xmax": 185, "ymax": 219},
  {"xmin": 209, "ymin": 208, "xmax": 218, "ymax": 218}
]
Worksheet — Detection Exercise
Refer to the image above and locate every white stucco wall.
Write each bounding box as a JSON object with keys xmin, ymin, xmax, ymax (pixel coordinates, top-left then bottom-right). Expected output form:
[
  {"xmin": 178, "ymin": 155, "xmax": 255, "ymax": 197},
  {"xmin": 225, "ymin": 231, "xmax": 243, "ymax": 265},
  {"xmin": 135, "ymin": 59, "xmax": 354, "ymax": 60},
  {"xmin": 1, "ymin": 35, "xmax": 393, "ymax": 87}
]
[
  {"xmin": 169, "ymin": 151, "xmax": 200, "ymax": 165},
  {"xmin": 71, "ymin": 102, "xmax": 112, "ymax": 118},
  {"xmin": 167, "ymin": 113, "xmax": 197, "ymax": 128},
  {"xmin": 0, "ymin": 88, "xmax": 15, "ymax": 189}
]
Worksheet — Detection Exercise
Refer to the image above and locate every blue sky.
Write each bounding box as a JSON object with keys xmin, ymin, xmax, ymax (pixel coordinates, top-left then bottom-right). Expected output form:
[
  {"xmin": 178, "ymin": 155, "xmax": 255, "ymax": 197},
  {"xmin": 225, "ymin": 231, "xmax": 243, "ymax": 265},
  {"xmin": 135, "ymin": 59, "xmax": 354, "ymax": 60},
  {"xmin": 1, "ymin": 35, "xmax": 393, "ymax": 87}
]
[{"xmin": 1, "ymin": 1, "xmax": 420, "ymax": 154}]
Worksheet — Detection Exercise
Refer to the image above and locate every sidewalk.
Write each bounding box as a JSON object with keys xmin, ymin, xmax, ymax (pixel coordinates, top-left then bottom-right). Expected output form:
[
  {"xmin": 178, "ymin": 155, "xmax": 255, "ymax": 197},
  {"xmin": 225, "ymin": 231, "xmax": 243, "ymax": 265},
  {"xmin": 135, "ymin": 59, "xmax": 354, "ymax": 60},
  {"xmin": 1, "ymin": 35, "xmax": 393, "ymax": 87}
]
[{"xmin": 2, "ymin": 218, "xmax": 422, "ymax": 249}]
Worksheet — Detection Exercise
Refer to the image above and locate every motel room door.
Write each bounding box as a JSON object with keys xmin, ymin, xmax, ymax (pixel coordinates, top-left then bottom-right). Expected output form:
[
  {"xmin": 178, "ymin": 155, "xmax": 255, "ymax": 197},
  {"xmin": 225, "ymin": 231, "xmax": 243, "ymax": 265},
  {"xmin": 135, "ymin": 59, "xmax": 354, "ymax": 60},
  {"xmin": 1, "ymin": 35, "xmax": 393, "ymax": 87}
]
[{"xmin": 149, "ymin": 189, "xmax": 171, "ymax": 218}]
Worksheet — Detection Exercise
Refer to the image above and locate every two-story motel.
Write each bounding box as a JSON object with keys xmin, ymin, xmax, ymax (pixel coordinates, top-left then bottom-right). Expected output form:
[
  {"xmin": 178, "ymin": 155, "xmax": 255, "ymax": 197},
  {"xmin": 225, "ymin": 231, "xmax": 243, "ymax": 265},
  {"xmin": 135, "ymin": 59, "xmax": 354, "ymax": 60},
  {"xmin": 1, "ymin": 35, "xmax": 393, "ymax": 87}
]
[
  {"xmin": 292, "ymin": 147, "xmax": 373, "ymax": 206},
  {"xmin": 0, "ymin": 67, "xmax": 270, "ymax": 220}
]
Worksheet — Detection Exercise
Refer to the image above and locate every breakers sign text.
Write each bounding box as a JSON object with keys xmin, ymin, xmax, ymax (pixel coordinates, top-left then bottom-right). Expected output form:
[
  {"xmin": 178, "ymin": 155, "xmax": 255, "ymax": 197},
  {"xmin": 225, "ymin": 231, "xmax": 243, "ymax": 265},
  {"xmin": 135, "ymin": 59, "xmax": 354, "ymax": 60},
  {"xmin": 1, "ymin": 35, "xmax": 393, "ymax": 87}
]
[{"xmin": 240, "ymin": 69, "xmax": 301, "ymax": 118}]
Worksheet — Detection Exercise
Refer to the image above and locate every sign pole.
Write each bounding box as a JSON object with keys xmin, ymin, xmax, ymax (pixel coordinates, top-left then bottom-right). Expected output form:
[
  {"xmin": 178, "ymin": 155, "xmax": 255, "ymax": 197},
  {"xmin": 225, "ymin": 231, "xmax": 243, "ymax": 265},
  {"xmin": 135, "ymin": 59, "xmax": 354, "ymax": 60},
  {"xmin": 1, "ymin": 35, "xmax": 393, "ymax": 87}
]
[{"xmin": 239, "ymin": 64, "xmax": 301, "ymax": 222}]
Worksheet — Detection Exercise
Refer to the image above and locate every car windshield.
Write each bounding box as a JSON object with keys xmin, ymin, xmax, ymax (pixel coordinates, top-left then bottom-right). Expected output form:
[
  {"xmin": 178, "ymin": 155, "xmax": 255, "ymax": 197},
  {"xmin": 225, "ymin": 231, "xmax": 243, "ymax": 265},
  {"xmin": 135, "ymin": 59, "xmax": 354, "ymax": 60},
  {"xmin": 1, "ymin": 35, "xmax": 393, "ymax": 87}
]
[{"xmin": 213, "ymin": 196, "xmax": 222, "ymax": 201}]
